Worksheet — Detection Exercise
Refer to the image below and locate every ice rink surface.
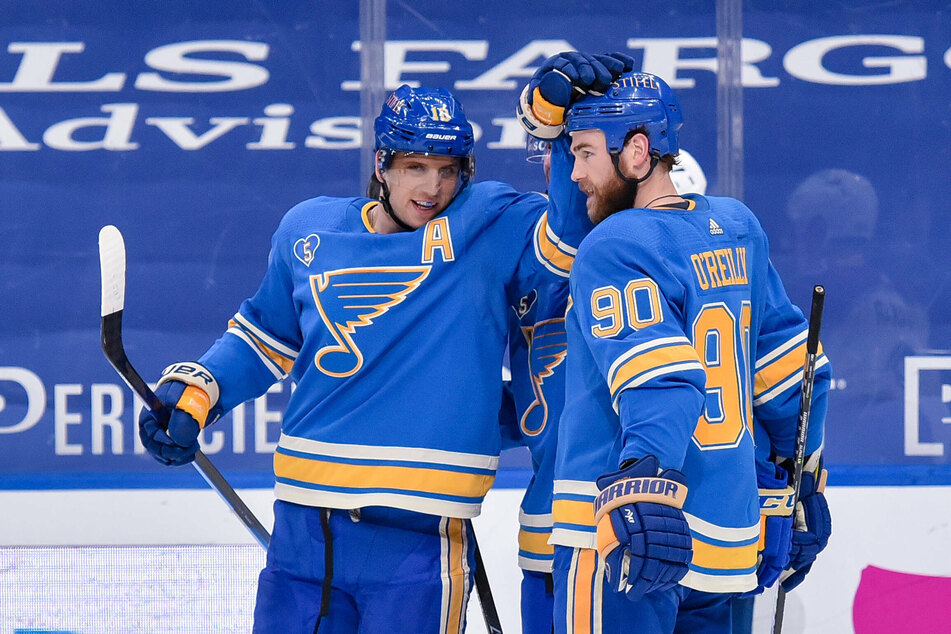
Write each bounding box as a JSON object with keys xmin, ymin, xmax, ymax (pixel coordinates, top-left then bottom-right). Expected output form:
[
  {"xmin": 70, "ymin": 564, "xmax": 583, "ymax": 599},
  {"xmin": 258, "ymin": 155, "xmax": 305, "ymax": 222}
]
[{"xmin": 3, "ymin": 485, "xmax": 951, "ymax": 633}]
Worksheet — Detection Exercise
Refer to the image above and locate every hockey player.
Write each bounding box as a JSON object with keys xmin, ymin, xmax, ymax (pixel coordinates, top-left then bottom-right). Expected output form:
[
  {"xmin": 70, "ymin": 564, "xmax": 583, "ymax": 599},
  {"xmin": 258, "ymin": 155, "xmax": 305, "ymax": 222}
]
[
  {"xmin": 499, "ymin": 136, "xmax": 570, "ymax": 634},
  {"xmin": 517, "ymin": 67, "xmax": 832, "ymax": 632},
  {"xmin": 138, "ymin": 54, "xmax": 633, "ymax": 634},
  {"xmin": 502, "ymin": 281, "xmax": 567, "ymax": 634},
  {"xmin": 503, "ymin": 136, "xmax": 713, "ymax": 634}
]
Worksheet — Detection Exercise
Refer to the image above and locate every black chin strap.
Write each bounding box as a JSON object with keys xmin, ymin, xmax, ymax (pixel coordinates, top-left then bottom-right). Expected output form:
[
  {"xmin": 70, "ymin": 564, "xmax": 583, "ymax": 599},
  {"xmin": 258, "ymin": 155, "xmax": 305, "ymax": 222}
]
[
  {"xmin": 611, "ymin": 152, "xmax": 659, "ymax": 208},
  {"xmin": 611, "ymin": 152, "xmax": 659, "ymax": 187},
  {"xmin": 378, "ymin": 173, "xmax": 414, "ymax": 232}
]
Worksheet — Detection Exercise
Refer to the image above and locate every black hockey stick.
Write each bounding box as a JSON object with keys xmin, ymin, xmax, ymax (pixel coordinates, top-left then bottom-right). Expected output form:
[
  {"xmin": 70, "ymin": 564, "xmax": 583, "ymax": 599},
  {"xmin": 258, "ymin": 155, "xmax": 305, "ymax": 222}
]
[
  {"xmin": 98, "ymin": 225, "xmax": 271, "ymax": 551},
  {"xmin": 468, "ymin": 520, "xmax": 504, "ymax": 634},
  {"xmin": 772, "ymin": 285, "xmax": 825, "ymax": 634}
]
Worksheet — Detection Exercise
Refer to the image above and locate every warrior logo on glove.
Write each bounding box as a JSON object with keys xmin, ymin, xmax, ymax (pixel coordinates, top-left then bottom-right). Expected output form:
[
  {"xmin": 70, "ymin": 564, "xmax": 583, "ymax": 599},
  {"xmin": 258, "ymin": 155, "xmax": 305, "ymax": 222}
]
[
  {"xmin": 593, "ymin": 455, "xmax": 693, "ymax": 602},
  {"xmin": 595, "ymin": 475, "xmax": 686, "ymax": 512}
]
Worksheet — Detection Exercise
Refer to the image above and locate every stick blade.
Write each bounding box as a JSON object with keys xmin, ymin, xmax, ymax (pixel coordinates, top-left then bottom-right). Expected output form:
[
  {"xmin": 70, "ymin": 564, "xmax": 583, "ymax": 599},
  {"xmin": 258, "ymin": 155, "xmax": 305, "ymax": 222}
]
[{"xmin": 99, "ymin": 225, "xmax": 126, "ymax": 316}]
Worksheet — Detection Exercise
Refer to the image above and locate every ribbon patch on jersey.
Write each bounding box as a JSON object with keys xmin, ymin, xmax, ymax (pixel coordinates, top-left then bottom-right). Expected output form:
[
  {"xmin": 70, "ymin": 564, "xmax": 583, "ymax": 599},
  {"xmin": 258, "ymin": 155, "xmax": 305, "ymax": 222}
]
[
  {"xmin": 310, "ymin": 266, "xmax": 431, "ymax": 377},
  {"xmin": 294, "ymin": 234, "xmax": 321, "ymax": 267},
  {"xmin": 514, "ymin": 289, "xmax": 538, "ymax": 320}
]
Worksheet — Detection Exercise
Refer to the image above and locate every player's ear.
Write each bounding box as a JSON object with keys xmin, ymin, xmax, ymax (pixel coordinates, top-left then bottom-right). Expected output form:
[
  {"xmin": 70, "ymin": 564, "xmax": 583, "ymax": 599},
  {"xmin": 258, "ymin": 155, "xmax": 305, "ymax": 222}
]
[
  {"xmin": 626, "ymin": 132, "xmax": 650, "ymax": 165},
  {"xmin": 617, "ymin": 132, "xmax": 648, "ymax": 177}
]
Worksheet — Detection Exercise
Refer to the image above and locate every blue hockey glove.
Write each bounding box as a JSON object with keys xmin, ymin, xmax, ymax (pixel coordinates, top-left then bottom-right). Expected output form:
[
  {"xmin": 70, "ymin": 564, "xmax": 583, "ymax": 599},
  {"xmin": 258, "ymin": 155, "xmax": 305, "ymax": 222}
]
[
  {"xmin": 592, "ymin": 52, "xmax": 636, "ymax": 80},
  {"xmin": 594, "ymin": 455, "xmax": 692, "ymax": 602},
  {"xmin": 781, "ymin": 462, "xmax": 831, "ymax": 591},
  {"xmin": 517, "ymin": 51, "xmax": 635, "ymax": 139},
  {"xmin": 139, "ymin": 362, "xmax": 220, "ymax": 467},
  {"xmin": 741, "ymin": 461, "xmax": 795, "ymax": 597}
]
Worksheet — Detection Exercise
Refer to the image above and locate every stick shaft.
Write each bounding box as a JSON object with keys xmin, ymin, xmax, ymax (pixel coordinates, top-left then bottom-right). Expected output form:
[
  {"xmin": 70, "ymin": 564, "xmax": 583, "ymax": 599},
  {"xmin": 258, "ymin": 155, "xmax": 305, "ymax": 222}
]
[
  {"xmin": 468, "ymin": 520, "xmax": 504, "ymax": 634},
  {"xmin": 773, "ymin": 285, "xmax": 825, "ymax": 634},
  {"xmin": 99, "ymin": 226, "xmax": 270, "ymax": 551}
]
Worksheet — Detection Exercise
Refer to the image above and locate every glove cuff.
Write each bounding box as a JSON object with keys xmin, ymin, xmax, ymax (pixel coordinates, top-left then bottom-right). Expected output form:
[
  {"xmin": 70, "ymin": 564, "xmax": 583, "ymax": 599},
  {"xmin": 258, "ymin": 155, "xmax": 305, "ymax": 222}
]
[
  {"xmin": 156, "ymin": 362, "xmax": 220, "ymax": 427},
  {"xmin": 594, "ymin": 476, "xmax": 688, "ymax": 523},
  {"xmin": 517, "ymin": 84, "xmax": 564, "ymax": 140},
  {"xmin": 759, "ymin": 484, "xmax": 796, "ymax": 517}
]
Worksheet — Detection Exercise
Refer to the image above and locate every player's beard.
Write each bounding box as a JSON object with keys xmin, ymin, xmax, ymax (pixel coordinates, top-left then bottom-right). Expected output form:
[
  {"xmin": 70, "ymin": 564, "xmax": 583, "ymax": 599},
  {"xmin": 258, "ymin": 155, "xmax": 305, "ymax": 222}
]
[{"xmin": 587, "ymin": 174, "xmax": 637, "ymax": 225}]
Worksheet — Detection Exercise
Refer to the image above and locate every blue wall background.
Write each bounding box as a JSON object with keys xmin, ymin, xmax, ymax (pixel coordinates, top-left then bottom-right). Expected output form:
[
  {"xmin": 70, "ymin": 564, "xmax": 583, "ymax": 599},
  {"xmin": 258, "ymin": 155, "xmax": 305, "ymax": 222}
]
[{"xmin": 2, "ymin": 0, "xmax": 950, "ymax": 488}]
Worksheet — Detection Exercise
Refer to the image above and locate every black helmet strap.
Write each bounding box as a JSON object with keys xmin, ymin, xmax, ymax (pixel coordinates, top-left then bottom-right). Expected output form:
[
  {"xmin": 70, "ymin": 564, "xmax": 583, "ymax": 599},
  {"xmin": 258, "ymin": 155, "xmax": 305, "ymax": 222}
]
[
  {"xmin": 610, "ymin": 151, "xmax": 658, "ymax": 208},
  {"xmin": 377, "ymin": 171, "xmax": 415, "ymax": 232},
  {"xmin": 610, "ymin": 151, "xmax": 658, "ymax": 186}
]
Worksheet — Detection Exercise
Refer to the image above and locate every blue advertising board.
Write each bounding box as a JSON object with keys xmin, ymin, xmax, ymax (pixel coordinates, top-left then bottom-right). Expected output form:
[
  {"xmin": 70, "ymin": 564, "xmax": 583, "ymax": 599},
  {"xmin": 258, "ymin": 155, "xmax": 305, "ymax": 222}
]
[{"xmin": 2, "ymin": 1, "xmax": 950, "ymax": 488}]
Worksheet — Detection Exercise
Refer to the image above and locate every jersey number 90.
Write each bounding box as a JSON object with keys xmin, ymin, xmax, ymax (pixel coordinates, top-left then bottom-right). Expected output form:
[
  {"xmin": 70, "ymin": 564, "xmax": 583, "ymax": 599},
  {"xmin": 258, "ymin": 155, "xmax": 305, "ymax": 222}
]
[{"xmin": 591, "ymin": 281, "xmax": 752, "ymax": 450}]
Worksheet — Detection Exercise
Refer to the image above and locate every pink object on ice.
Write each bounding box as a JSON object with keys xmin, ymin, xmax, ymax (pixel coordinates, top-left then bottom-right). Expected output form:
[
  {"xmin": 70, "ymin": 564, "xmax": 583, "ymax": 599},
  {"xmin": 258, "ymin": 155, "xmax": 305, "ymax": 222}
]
[{"xmin": 853, "ymin": 565, "xmax": 951, "ymax": 633}]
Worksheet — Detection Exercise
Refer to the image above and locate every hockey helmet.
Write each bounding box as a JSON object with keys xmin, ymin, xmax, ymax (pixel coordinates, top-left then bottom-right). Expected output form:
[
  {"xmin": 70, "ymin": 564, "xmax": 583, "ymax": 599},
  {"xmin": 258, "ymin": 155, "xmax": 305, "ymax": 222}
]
[
  {"xmin": 670, "ymin": 148, "xmax": 707, "ymax": 195},
  {"xmin": 374, "ymin": 85, "xmax": 475, "ymax": 188},
  {"xmin": 566, "ymin": 71, "xmax": 682, "ymax": 157}
]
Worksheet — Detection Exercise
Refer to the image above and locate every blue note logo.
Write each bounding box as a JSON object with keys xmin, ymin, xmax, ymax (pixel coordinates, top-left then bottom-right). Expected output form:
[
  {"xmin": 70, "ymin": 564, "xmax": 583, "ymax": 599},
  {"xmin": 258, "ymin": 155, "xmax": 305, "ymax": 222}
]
[
  {"xmin": 519, "ymin": 317, "xmax": 567, "ymax": 436},
  {"xmin": 309, "ymin": 266, "xmax": 431, "ymax": 377},
  {"xmin": 294, "ymin": 234, "xmax": 321, "ymax": 267}
]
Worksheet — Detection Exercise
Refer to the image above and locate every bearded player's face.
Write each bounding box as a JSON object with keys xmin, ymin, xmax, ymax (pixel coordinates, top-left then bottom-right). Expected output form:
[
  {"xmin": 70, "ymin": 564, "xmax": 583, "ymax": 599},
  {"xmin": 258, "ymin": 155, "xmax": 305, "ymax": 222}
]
[{"xmin": 569, "ymin": 129, "xmax": 635, "ymax": 225}]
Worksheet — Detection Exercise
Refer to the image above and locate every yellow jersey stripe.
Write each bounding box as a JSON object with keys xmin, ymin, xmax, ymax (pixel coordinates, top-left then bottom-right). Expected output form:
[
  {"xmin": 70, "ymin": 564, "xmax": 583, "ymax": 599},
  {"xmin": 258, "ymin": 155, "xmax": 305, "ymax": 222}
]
[
  {"xmin": 274, "ymin": 453, "xmax": 494, "ymax": 500},
  {"xmin": 518, "ymin": 528, "xmax": 555, "ymax": 556},
  {"xmin": 534, "ymin": 212, "xmax": 575, "ymax": 275},
  {"xmin": 232, "ymin": 313, "xmax": 299, "ymax": 358},
  {"xmin": 226, "ymin": 327, "xmax": 287, "ymax": 380},
  {"xmin": 228, "ymin": 318, "xmax": 295, "ymax": 373},
  {"xmin": 691, "ymin": 537, "xmax": 758, "ymax": 570},
  {"xmin": 609, "ymin": 343, "xmax": 701, "ymax": 396},
  {"xmin": 361, "ymin": 201, "xmax": 377, "ymax": 233},
  {"xmin": 754, "ymin": 340, "xmax": 824, "ymax": 397},
  {"xmin": 553, "ymin": 498, "xmax": 595, "ymax": 528}
]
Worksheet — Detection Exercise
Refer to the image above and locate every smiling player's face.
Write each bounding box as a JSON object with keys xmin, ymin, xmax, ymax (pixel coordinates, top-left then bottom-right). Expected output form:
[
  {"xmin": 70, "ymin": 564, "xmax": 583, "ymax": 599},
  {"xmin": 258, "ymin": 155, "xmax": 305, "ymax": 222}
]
[{"xmin": 380, "ymin": 153, "xmax": 462, "ymax": 230}]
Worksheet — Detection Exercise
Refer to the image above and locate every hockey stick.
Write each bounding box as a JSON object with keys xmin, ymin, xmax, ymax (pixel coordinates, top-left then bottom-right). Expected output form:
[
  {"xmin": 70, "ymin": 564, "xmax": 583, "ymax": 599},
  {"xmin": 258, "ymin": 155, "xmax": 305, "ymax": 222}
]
[
  {"xmin": 468, "ymin": 520, "xmax": 504, "ymax": 634},
  {"xmin": 98, "ymin": 225, "xmax": 271, "ymax": 551},
  {"xmin": 772, "ymin": 285, "xmax": 825, "ymax": 634}
]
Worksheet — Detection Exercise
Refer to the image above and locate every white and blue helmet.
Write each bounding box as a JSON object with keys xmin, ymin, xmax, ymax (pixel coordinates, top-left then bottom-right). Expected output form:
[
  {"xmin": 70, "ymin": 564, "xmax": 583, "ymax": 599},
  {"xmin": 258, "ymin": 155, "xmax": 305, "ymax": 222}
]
[{"xmin": 670, "ymin": 148, "xmax": 707, "ymax": 195}]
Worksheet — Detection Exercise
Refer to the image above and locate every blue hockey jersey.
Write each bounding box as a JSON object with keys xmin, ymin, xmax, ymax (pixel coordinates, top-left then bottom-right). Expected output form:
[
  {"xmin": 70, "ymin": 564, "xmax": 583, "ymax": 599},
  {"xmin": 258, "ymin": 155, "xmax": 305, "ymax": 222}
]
[
  {"xmin": 503, "ymin": 278, "xmax": 570, "ymax": 572},
  {"xmin": 197, "ymin": 166, "xmax": 586, "ymax": 519},
  {"xmin": 552, "ymin": 194, "xmax": 831, "ymax": 593}
]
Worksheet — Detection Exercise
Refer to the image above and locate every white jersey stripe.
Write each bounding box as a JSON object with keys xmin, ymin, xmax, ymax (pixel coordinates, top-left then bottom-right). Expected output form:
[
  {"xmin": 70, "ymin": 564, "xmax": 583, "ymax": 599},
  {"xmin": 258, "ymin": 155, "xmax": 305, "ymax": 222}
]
[
  {"xmin": 233, "ymin": 312, "xmax": 299, "ymax": 358},
  {"xmin": 227, "ymin": 327, "xmax": 286, "ymax": 380},
  {"xmin": 279, "ymin": 432, "xmax": 499, "ymax": 470},
  {"xmin": 755, "ymin": 329, "xmax": 806, "ymax": 370}
]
